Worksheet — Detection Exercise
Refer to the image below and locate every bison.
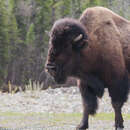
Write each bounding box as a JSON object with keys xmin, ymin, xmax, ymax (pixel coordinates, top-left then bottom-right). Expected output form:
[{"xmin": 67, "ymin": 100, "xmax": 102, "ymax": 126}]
[{"xmin": 45, "ymin": 7, "xmax": 130, "ymax": 130}]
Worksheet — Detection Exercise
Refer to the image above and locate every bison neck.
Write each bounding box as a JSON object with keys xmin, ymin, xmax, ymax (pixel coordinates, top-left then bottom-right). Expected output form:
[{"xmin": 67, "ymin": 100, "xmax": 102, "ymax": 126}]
[{"xmin": 71, "ymin": 46, "xmax": 100, "ymax": 80}]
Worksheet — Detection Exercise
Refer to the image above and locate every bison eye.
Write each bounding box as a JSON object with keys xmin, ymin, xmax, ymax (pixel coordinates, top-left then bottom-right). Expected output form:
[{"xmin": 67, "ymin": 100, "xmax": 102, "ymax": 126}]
[
  {"xmin": 53, "ymin": 48, "xmax": 57, "ymax": 54},
  {"xmin": 51, "ymin": 46, "xmax": 60, "ymax": 56}
]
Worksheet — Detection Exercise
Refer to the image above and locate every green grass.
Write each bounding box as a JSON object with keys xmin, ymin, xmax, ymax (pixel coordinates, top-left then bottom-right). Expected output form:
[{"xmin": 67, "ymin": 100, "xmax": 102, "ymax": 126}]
[
  {"xmin": 0, "ymin": 111, "xmax": 130, "ymax": 120},
  {"xmin": 0, "ymin": 111, "xmax": 130, "ymax": 128},
  {"xmin": 94, "ymin": 113, "xmax": 130, "ymax": 120}
]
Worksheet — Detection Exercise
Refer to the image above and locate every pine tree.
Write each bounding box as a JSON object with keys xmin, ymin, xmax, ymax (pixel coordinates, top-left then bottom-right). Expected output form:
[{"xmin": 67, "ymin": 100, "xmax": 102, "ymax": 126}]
[
  {"xmin": 26, "ymin": 23, "xmax": 35, "ymax": 45},
  {"xmin": 0, "ymin": 0, "xmax": 9, "ymax": 86}
]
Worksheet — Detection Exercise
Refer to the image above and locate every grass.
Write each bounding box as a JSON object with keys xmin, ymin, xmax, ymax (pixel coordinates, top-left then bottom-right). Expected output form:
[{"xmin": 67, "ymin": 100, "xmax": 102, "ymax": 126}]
[{"xmin": 0, "ymin": 111, "xmax": 130, "ymax": 128}]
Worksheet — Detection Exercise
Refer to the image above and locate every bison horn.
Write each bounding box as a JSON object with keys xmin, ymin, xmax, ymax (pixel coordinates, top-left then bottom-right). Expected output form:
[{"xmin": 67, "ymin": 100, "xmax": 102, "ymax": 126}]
[{"xmin": 74, "ymin": 34, "xmax": 83, "ymax": 42}]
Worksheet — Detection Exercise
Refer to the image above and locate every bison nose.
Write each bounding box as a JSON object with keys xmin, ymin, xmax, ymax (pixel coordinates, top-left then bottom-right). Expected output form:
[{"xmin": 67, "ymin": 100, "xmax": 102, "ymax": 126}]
[{"xmin": 45, "ymin": 63, "xmax": 56, "ymax": 73}]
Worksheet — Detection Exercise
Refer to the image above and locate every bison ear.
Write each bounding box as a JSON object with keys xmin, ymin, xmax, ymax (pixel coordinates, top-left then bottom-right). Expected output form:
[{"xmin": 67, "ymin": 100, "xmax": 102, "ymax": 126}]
[{"xmin": 72, "ymin": 34, "xmax": 88, "ymax": 51}]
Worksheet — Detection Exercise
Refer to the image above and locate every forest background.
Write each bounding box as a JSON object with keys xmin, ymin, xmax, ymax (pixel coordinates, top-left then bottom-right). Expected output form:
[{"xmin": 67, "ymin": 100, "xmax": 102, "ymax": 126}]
[{"xmin": 0, "ymin": 0, "xmax": 130, "ymax": 90}]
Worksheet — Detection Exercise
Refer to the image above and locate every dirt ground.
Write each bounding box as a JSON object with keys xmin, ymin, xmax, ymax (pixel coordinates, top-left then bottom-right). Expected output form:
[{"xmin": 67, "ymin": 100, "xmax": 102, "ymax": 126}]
[{"xmin": 0, "ymin": 87, "xmax": 129, "ymax": 130}]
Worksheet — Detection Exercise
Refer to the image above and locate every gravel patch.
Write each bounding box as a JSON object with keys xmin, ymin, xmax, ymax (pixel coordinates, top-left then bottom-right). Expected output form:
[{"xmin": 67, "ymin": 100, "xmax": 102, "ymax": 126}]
[
  {"xmin": 0, "ymin": 87, "xmax": 129, "ymax": 114},
  {"xmin": 0, "ymin": 87, "xmax": 129, "ymax": 130}
]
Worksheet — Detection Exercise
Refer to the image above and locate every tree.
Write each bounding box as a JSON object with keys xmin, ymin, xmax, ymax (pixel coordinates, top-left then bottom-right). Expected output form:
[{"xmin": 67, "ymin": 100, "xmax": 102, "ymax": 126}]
[
  {"xmin": 0, "ymin": 0, "xmax": 130, "ymax": 89},
  {"xmin": 0, "ymin": 0, "xmax": 9, "ymax": 86}
]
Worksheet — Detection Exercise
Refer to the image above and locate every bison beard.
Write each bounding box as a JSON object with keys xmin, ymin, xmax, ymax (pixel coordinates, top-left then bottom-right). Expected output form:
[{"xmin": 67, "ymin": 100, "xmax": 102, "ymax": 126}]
[
  {"xmin": 54, "ymin": 64, "xmax": 66, "ymax": 84},
  {"xmin": 45, "ymin": 7, "xmax": 130, "ymax": 130}
]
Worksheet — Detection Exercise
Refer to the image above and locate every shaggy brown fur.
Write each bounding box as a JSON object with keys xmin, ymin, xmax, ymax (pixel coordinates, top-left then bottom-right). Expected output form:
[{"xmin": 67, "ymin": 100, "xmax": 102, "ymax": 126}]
[
  {"xmin": 45, "ymin": 7, "xmax": 130, "ymax": 130},
  {"xmin": 79, "ymin": 7, "xmax": 130, "ymax": 78}
]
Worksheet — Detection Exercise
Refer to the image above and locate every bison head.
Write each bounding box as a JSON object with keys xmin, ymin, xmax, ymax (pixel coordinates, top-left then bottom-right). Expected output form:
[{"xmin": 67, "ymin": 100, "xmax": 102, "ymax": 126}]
[{"xmin": 45, "ymin": 18, "xmax": 88, "ymax": 84}]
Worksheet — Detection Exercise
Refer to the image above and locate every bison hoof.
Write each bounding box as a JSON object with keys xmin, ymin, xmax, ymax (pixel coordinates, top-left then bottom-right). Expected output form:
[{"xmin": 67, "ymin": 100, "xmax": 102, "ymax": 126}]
[
  {"xmin": 76, "ymin": 124, "xmax": 88, "ymax": 130},
  {"xmin": 116, "ymin": 128, "xmax": 123, "ymax": 130}
]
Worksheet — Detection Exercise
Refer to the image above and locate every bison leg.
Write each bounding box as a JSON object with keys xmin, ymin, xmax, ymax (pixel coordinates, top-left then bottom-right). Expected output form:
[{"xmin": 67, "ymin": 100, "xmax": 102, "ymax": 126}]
[
  {"xmin": 112, "ymin": 103, "xmax": 124, "ymax": 130},
  {"xmin": 108, "ymin": 72, "xmax": 129, "ymax": 130},
  {"xmin": 76, "ymin": 104, "xmax": 89, "ymax": 130},
  {"xmin": 76, "ymin": 80, "xmax": 98, "ymax": 130}
]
